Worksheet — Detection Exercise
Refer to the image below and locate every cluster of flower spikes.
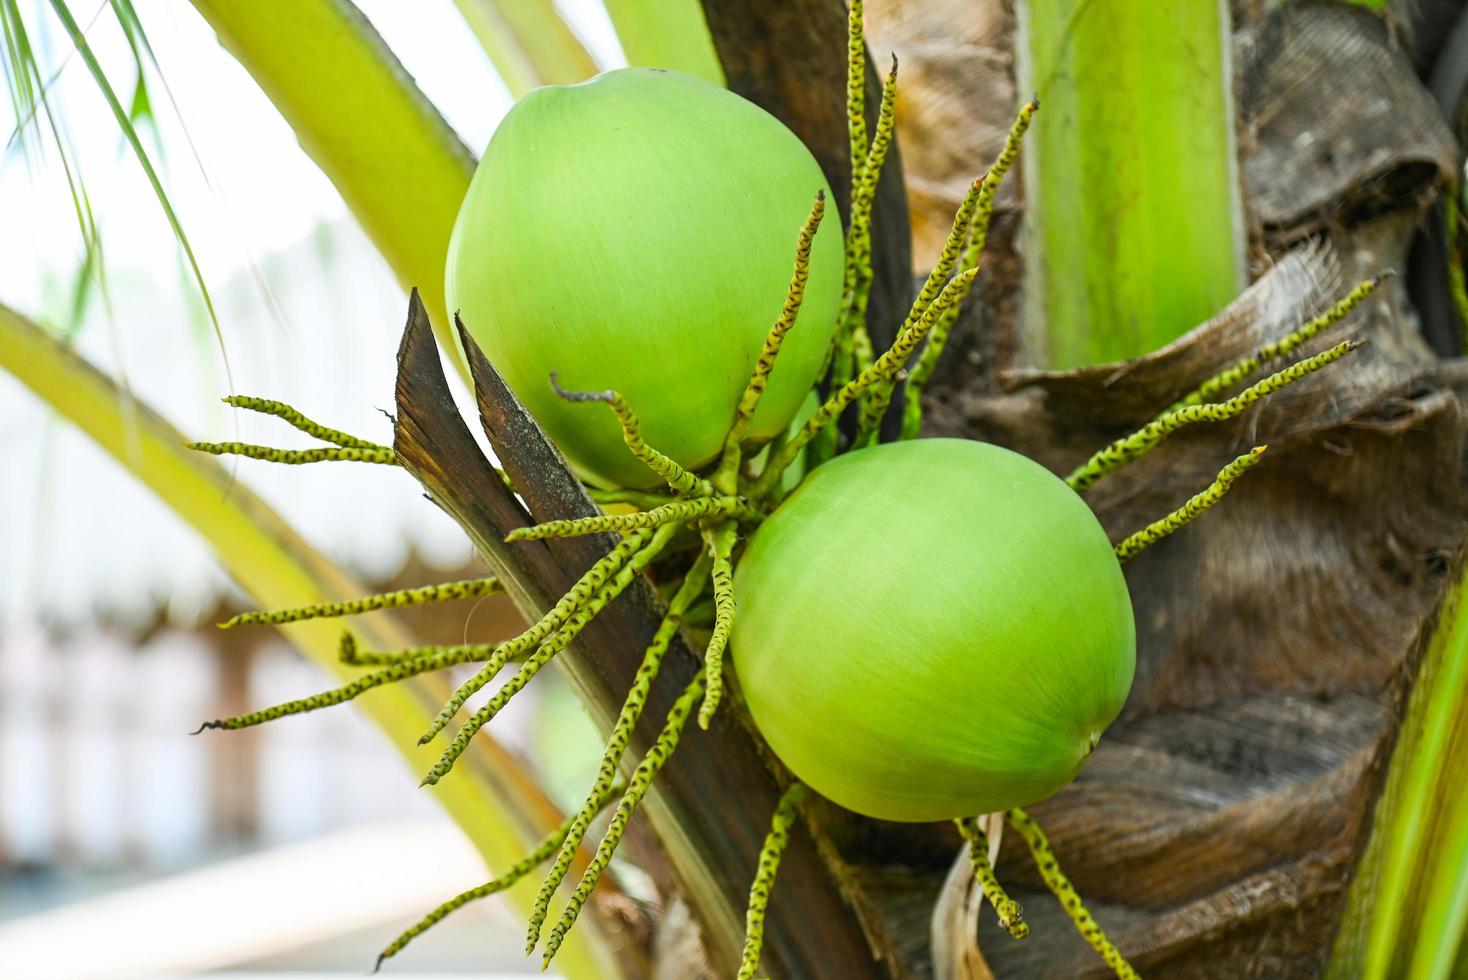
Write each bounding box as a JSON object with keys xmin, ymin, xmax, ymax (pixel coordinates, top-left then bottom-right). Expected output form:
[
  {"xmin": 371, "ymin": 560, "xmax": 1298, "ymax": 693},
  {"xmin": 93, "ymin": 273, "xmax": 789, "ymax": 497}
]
[{"xmin": 188, "ymin": 2, "xmax": 1390, "ymax": 975}]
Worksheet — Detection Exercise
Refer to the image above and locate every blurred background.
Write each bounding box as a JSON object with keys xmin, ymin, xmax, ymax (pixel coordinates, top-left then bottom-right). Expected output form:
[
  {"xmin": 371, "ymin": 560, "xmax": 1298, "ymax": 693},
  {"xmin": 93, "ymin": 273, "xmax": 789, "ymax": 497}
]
[{"xmin": 0, "ymin": 2, "xmax": 630, "ymax": 975}]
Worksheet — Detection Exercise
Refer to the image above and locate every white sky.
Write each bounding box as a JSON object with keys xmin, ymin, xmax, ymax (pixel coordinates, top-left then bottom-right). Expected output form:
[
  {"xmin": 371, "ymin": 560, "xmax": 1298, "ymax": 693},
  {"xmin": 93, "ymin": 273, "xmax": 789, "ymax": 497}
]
[
  {"xmin": 0, "ymin": 0, "xmax": 628, "ymax": 626},
  {"xmin": 2, "ymin": 0, "xmax": 623, "ymax": 310}
]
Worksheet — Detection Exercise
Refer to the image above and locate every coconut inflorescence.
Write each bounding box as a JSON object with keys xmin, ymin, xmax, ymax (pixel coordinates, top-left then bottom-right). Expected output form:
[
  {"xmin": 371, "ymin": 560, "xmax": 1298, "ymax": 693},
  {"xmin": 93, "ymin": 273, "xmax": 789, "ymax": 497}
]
[{"xmin": 186, "ymin": 4, "xmax": 1387, "ymax": 976}]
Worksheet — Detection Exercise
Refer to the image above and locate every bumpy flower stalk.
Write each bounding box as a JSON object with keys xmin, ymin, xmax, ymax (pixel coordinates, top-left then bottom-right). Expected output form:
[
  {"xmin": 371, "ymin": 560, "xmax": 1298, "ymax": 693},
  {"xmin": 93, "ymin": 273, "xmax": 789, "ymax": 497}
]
[
  {"xmin": 737, "ymin": 781, "xmax": 807, "ymax": 980},
  {"xmin": 189, "ymin": 394, "xmax": 397, "ymax": 465},
  {"xmin": 832, "ymin": 54, "xmax": 899, "ymax": 390},
  {"xmin": 1113, "ymin": 448, "xmax": 1266, "ymax": 562},
  {"xmin": 698, "ymin": 521, "xmax": 739, "ymax": 728},
  {"xmin": 1164, "ymin": 274, "xmax": 1386, "ymax": 415},
  {"xmin": 418, "ymin": 528, "xmax": 657, "ymax": 745},
  {"xmin": 525, "ymin": 556, "xmax": 711, "ymax": 953},
  {"xmin": 194, "ymin": 393, "xmax": 515, "ymax": 488},
  {"xmin": 551, "ymin": 375, "xmax": 715, "ymax": 496},
  {"xmin": 193, "ymin": 632, "xmax": 488, "ymax": 732},
  {"xmin": 220, "ymin": 576, "xmax": 503, "ymax": 629},
  {"xmin": 1066, "ymin": 338, "xmax": 1360, "ymax": 493},
  {"xmin": 955, "ymin": 815, "xmax": 1027, "ymax": 940},
  {"xmin": 1009, "ymin": 807, "xmax": 1139, "ymax": 979},
  {"xmin": 421, "ymin": 524, "xmax": 678, "ymax": 785},
  {"xmin": 754, "ymin": 268, "xmax": 979, "ymax": 499},
  {"xmin": 375, "ymin": 779, "xmax": 625, "ymax": 972},
  {"xmin": 221, "ymin": 394, "xmax": 382, "ymax": 448},
  {"xmin": 715, "ymin": 192, "xmax": 827, "ymax": 493},
  {"xmin": 541, "ymin": 674, "xmax": 705, "ymax": 968},
  {"xmin": 899, "ymin": 99, "xmax": 1039, "ymax": 440},
  {"xmin": 845, "ymin": 0, "xmax": 867, "ymax": 177},
  {"xmin": 187, "ymin": 441, "xmax": 397, "ymax": 465},
  {"xmin": 505, "ymin": 496, "xmax": 750, "ymax": 542}
]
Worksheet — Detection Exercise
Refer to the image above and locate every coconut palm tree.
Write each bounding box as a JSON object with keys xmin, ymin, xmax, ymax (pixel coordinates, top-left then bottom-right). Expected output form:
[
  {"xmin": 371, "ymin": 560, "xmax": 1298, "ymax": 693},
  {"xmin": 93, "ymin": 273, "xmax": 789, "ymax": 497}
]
[{"xmin": 4, "ymin": 1, "xmax": 1467, "ymax": 976}]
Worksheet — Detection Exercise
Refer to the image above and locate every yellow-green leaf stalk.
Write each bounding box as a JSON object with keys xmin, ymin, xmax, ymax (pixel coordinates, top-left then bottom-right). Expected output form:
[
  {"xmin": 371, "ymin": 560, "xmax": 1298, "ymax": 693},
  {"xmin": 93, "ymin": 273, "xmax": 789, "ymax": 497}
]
[
  {"xmin": 602, "ymin": 0, "xmax": 724, "ymax": 86},
  {"xmin": 1016, "ymin": 0, "xmax": 1245, "ymax": 368},
  {"xmin": 451, "ymin": 0, "xmax": 599, "ymax": 97},
  {"xmin": 1329, "ymin": 557, "xmax": 1468, "ymax": 979}
]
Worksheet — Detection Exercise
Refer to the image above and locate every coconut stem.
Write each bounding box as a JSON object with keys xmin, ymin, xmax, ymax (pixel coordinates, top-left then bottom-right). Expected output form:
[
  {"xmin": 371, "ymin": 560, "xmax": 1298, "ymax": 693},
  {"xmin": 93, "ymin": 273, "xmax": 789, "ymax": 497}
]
[
  {"xmin": 187, "ymin": 441, "xmax": 398, "ymax": 465},
  {"xmin": 1008, "ymin": 807, "xmax": 1139, "ymax": 979},
  {"xmin": 832, "ymin": 53, "xmax": 898, "ymax": 390},
  {"xmin": 219, "ymin": 576, "xmax": 504, "ymax": 629},
  {"xmin": 899, "ymin": 100, "xmax": 1039, "ymax": 441},
  {"xmin": 189, "ymin": 393, "xmax": 402, "ymax": 465},
  {"xmin": 506, "ymin": 495, "xmax": 750, "ymax": 542},
  {"xmin": 698, "ymin": 521, "xmax": 738, "ymax": 728},
  {"xmin": 715, "ymin": 191, "xmax": 827, "ymax": 495},
  {"xmin": 1113, "ymin": 447, "xmax": 1266, "ymax": 562},
  {"xmin": 191, "ymin": 395, "xmax": 518, "ymax": 488},
  {"xmin": 376, "ymin": 779, "xmax": 625, "ymax": 973},
  {"xmin": 550, "ymin": 375, "xmax": 715, "ymax": 496},
  {"xmin": 542, "ymin": 673, "xmax": 706, "ymax": 968},
  {"xmin": 753, "ymin": 268, "xmax": 979, "ymax": 499},
  {"xmin": 221, "ymin": 394, "xmax": 383, "ymax": 448},
  {"xmin": 418, "ymin": 528, "xmax": 658, "ymax": 746},
  {"xmin": 1163, "ymin": 274, "xmax": 1388, "ymax": 417},
  {"xmin": 737, "ymin": 781, "xmax": 807, "ymax": 980},
  {"xmin": 191, "ymin": 631, "xmax": 487, "ymax": 733},
  {"xmin": 422, "ymin": 524, "xmax": 678, "ymax": 786},
  {"xmin": 955, "ymin": 815, "xmax": 1028, "ymax": 940},
  {"xmin": 845, "ymin": 0, "xmax": 867, "ymax": 177},
  {"xmin": 526, "ymin": 556, "xmax": 711, "ymax": 954},
  {"xmin": 1066, "ymin": 337, "xmax": 1361, "ymax": 494}
]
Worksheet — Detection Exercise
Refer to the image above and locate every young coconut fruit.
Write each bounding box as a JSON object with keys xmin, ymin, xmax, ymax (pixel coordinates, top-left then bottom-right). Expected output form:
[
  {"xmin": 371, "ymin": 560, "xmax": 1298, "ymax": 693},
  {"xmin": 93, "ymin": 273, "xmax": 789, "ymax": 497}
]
[
  {"xmin": 732, "ymin": 437, "xmax": 1136, "ymax": 823},
  {"xmin": 446, "ymin": 67, "xmax": 845, "ymax": 489}
]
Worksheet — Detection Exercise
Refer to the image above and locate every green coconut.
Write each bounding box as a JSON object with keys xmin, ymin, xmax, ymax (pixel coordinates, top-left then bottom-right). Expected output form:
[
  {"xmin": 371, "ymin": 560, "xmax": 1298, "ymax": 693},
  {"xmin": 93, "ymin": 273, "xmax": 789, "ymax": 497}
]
[
  {"xmin": 731, "ymin": 438, "xmax": 1136, "ymax": 822},
  {"xmin": 446, "ymin": 68, "xmax": 844, "ymax": 489}
]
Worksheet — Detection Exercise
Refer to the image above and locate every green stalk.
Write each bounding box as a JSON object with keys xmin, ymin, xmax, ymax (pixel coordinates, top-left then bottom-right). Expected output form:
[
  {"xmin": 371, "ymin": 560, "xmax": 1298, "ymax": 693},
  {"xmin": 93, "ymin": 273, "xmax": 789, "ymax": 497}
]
[
  {"xmin": 0, "ymin": 301, "xmax": 620, "ymax": 980},
  {"xmin": 1016, "ymin": 0, "xmax": 1244, "ymax": 368},
  {"xmin": 1328, "ymin": 559, "xmax": 1468, "ymax": 979},
  {"xmin": 452, "ymin": 0, "xmax": 599, "ymax": 98},
  {"xmin": 187, "ymin": 0, "xmax": 476, "ymax": 379},
  {"xmin": 602, "ymin": 0, "xmax": 724, "ymax": 85}
]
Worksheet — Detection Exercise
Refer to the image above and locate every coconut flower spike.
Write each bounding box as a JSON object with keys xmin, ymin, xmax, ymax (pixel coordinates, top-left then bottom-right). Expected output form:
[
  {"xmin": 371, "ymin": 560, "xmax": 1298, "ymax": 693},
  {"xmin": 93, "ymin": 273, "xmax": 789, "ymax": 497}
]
[
  {"xmin": 549, "ymin": 375, "xmax": 714, "ymax": 496},
  {"xmin": 221, "ymin": 394, "xmax": 381, "ymax": 448},
  {"xmin": 526, "ymin": 556, "xmax": 711, "ymax": 954},
  {"xmin": 220, "ymin": 576, "xmax": 504, "ymax": 629},
  {"xmin": 1114, "ymin": 447, "xmax": 1266, "ymax": 562},
  {"xmin": 714, "ymin": 191, "xmax": 827, "ymax": 492},
  {"xmin": 754, "ymin": 268, "xmax": 979, "ymax": 498},
  {"xmin": 698, "ymin": 521, "xmax": 738, "ymax": 728},
  {"xmin": 192, "ymin": 632, "xmax": 486, "ymax": 733},
  {"xmin": 507, "ymin": 496, "xmax": 750, "ymax": 542},
  {"xmin": 543, "ymin": 673, "xmax": 705, "ymax": 968},
  {"xmin": 845, "ymin": 0, "xmax": 867, "ymax": 175},
  {"xmin": 376, "ymin": 779, "xmax": 625, "ymax": 973},
  {"xmin": 1009, "ymin": 807, "xmax": 1139, "ymax": 979},
  {"xmin": 1066, "ymin": 338, "xmax": 1361, "ymax": 493},
  {"xmin": 737, "ymin": 781, "xmax": 807, "ymax": 980},
  {"xmin": 422, "ymin": 525, "xmax": 678, "ymax": 786},
  {"xmin": 339, "ymin": 635, "xmax": 496, "ymax": 669},
  {"xmin": 187, "ymin": 441, "xmax": 398, "ymax": 465},
  {"xmin": 189, "ymin": 394, "xmax": 398, "ymax": 465},
  {"xmin": 834, "ymin": 54, "xmax": 899, "ymax": 388},
  {"xmin": 419, "ymin": 528, "xmax": 657, "ymax": 745},
  {"xmin": 955, "ymin": 815, "xmax": 1028, "ymax": 940},
  {"xmin": 901, "ymin": 99, "xmax": 1040, "ymax": 439},
  {"xmin": 1164, "ymin": 274, "xmax": 1388, "ymax": 415}
]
